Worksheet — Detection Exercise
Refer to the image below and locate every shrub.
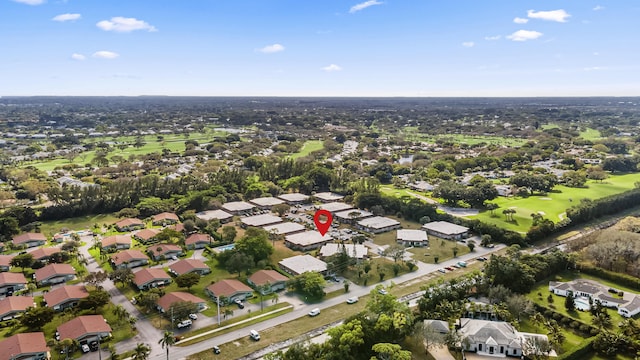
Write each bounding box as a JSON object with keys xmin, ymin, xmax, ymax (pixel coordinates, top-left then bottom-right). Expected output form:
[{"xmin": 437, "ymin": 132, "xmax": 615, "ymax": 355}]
[
  {"xmin": 570, "ymin": 321, "xmax": 580, "ymax": 329},
  {"xmin": 579, "ymin": 324, "xmax": 590, "ymax": 333}
]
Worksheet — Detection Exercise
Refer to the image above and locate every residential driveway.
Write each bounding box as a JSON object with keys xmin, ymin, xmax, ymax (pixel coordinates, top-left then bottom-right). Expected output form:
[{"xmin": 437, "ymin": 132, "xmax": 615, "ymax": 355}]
[{"xmin": 430, "ymin": 345, "xmax": 456, "ymax": 360}]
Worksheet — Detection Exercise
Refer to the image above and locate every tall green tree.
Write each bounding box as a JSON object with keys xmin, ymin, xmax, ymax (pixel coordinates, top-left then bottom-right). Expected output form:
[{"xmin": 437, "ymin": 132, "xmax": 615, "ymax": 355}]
[
  {"xmin": 132, "ymin": 343, "xmax": 151, "ymax": 360},
  {"xmin": 159, "ymin": 331, "xmax": 175, "ymax": 360}
]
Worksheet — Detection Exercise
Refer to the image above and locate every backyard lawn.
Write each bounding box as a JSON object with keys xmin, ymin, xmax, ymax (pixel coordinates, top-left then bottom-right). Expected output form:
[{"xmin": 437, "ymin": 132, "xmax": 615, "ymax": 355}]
[
  {"xmin": 471, "ymin": 174, "xmax": 640, "ymax": 233},
  {"xmin": 289, "ymin": 140, "xmax": 324, "ymax": 159},
  {"xmin": 407, "ymin": 238, "xmax": 471, "ymax": 264},
  {"xmin": 40, "ymin": 213, "xmax": 119, "ymax": 237}
]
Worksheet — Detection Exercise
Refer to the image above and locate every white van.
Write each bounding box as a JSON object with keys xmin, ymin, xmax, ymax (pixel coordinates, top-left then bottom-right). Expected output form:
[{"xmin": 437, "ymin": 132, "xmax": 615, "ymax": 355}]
[
  {"xmin": 250, "ymin": 329, "xmax": 260, "ymax": 341},
  {"xmin": 308, "ymin": 308, "xmax": 320, "ymax": 317}
]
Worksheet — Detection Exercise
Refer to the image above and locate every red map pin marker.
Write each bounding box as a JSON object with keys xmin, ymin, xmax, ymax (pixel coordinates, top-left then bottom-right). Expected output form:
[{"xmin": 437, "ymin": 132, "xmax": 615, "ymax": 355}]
[{"xmin": 313, "ymin": 209, "xmax": 333, "ymax": 236}]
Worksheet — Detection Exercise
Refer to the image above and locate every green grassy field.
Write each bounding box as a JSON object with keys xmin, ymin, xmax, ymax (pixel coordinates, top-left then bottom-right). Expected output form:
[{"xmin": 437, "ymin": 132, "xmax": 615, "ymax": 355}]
[
  {"xmin": 580, "ymin": 127, "xmax": 603, "ymax": 141},
  {"xmin": 289, "ymin": 140, "xmax": 324, "ymax": 159},
  {"xmin": 471, "ymin": 174, "xmax": 640, "ymax": 233},
  {"xmin": 400, "ymin": 130, "xmax": 527, "ymax": 147},
  {"xmin": 40, "ymin": 213, "xmax": 119, "ymax": 236}
]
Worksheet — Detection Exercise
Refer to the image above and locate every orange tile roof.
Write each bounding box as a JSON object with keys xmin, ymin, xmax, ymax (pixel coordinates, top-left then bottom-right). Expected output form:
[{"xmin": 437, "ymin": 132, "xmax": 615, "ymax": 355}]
[
  {"xmin": 43, "ymin": 285, "xmax": 89, "ymax": 308},
  {"xmin": 57, "ymin": 315, "xmax": 112, "ymax": 341},
  {"xmin": 28, "ymin": 247, "xmax": 61, "ymax": 260},
  {"xmin": 0, "ymin": 332, "xmax": 49, "ymax": 360},
  {"xmin": 0, "ymin": 272, "xmax": 27, "ymax": 286},
  {"xmin": 185, "ymin": 233, "xmax": 211, "ymax": 246},
  {"xmin": 152, "ymin": 212, "xmax": 179, "ymax": 222},
  {"xmin": 134, "ymin": 228, "xmax": 161, "ymax": 241},
  {"xmin": 169, "ymin": 259, "xmax": 209, "ymax": 275},
  {"xmin": 115, "ymin": 218, "xmax": 144, "ymax": 228},
  {"xmin": 0, "ymin": 296, "xmax": 35, "ymax": 318},
  {"xmin": 0, "ymin": 255, "xmax": 14, "ymax": 267},
  {"xmin": 206, "ymin": 279, "xmax": 253, "ymax": 298},
  {"xmin": 157, "ymin": 291, "xmax": 205, "ymax": 310},
  {"xmin": 12, "ymin": 232, "xmax": 46, "ymax": 245},
  {"xmin": 101, "ymin": 234, "xmax": 131, "ymax": 248},
  {"xmin": 133, "ymin": 268, "xmax": 171, "ymax": 287},
  {"xmin": 147, "ymin": 243, "xmax": 182, "ymax": 257},
  {"xmin": 110, "ymin": 250, "xmax": 149, "ymax": 265},
  {"xmin": 34, "ymin": 263, "xmax": 75, "ymax": 282},
  {"xmin": 248, "ymin": 270, "xmax": 288, "ymax": 287}
]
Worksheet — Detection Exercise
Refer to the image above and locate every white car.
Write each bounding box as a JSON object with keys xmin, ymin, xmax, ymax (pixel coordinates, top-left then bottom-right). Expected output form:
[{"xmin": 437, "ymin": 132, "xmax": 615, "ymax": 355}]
[
  {"xmin": 81, "ymin": 344, "xmax": 90, "ymax": 353},
  {"xmin": 177, "ymin": 319, "xmax": 192, "ymax": 328},
  {"xmin": 346, "ymin": 297, "xmax": 359, "ymax": 304},
  {"xmin": 308, "ymin": 308, "xmax": 321, "ymax": 317},
  {"xmin": 378, "ymin": 288, "xmax": 388, "ymax": 295},
  {"xmin": 189, "ymin": 313, "xmax": 198, "ymax": 320}
]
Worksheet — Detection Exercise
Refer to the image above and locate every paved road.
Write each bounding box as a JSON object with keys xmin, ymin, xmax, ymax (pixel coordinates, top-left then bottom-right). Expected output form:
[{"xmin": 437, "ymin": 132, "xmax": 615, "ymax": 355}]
[{"xmin": 145, "ymin": 244, "xmax": 505, "ymax": 360}]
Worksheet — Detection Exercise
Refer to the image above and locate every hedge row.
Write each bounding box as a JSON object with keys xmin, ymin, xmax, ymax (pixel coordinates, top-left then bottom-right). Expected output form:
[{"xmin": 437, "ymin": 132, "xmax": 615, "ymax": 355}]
[
  {"xmin": 558, "ymin": 337, "xmax": 595, "ymax": 360},
  {"xmin": 576, "ymin": 263, "xmax": 640, "ymax": 291}
]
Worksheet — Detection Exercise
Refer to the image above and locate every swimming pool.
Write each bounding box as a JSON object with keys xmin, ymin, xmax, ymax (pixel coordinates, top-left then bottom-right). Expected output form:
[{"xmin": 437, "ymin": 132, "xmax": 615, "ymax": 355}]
[
  {"xmin": 574, "ymin": 296, "xmax": 591, "ymax": 311},
  {"xmin": 213, "ymin": 244, "xmax": 236, "ymax": 253}
]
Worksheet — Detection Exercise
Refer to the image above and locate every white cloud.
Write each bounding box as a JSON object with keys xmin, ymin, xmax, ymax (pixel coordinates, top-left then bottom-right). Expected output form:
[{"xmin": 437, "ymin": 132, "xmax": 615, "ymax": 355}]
[
  {"xmin": 513, "ymin": 17, "xmax": 529, "ymax": 24},
  {"xmin": 349, "ymin": 0, "xmax": 383, "ymax": 13},
  {"xmin": 258, "ymin": 44, "xmax": 285, "ymax": 54},
  {"xmin": 322, "ymin": 64, "xmax": 342, "ymax": 72},
  {"xmin": 527, "ymin": 9, "xmax": 571, "ymax": 23},
  {"xmin": 484, "ymin": 35, "xmax": 501, "ymax": 41},
  {"xmin": 96, "ymin": 17, "xmax": 157, "ymax": 32},
  {"xmin": 71, "ymin": 53, "xmax": 86, "ymax": 61},
  {"xmin": 593, "ymin": 5, "xmax": 604, "ymax": 11},
  {"xmin": 462, "ymin": 42, "xmax": 475, "ymax": 48},
  {"xmin": 52, "ymin": 13, "xmax": 81, "ymax": 22},
  {"xmin": 584, "ymin": 66, "xmax": 606, "ymax": 71},
  {"xmin": 92, "ymin": 51, "xmax": 119, "ymax": 59},
  {"xmin": 12, "ymin": 0, "xmax": 45, "ymax": 5},
  {"xmin": 507, "ymin": 30, "xmax": 543, "ymax": 41}
]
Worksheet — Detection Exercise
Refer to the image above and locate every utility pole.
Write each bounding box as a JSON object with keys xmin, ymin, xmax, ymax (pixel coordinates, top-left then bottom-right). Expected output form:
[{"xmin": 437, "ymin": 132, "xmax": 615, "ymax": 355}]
[
  {"xmin": 217, "ymin": 297, "xmax": 221, "ymax": 325},
  {"xmin": 98, "ymin": 335, "xmax": 102, "ymax": 360}
]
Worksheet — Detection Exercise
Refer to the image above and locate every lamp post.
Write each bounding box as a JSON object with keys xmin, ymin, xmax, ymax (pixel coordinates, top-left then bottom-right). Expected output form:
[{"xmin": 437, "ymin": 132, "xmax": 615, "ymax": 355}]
[{"xmin": 216, "ymin": 297, "xmax": 221, "ymax": 325}]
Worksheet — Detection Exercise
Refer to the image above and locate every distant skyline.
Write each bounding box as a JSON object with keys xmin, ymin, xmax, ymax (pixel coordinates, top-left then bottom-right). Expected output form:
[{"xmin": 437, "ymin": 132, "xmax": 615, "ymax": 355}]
[{"xmin": 1, "ymin": 1, "xmax": 639, "ymax": 97}]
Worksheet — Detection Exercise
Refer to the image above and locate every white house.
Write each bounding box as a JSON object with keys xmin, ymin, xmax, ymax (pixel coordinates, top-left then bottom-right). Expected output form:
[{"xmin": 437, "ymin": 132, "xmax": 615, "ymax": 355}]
[{"xmin": 549, "ymin": 279, "xmax": 640, "ymax": 318}]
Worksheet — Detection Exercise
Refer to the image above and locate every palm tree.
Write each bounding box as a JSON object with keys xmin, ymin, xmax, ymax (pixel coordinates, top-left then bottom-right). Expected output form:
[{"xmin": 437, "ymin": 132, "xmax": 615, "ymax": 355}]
[
  {"xmin": 159, "ymin": 331, "xmax": 175, "ymax": 360},
  {"xmin": 132, "ymin": 343, "xmax": 151, "ymax": 360},
  {"xmin": 114, "ymin": 305, "xmax": 129, "ymax": 324}
]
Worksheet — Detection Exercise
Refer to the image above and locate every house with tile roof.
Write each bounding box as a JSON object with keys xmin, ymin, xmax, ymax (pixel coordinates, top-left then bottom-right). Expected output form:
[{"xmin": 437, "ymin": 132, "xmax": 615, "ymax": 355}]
[
  {"xmin": 0, "ymin": 255, "xmax": 13, "ymax": 272},
  {"xmin": 11, "ymin": 233, "xmax": 47, "ymax": 248},
  {"xmin": 0, "ymin": 296, "xmax": 35, "ymax": 321},
  {"xmin": 44, "ymin": 285, "xmax": 89, "ymax": 311},
  {"xmin": 147, "ymin": 243, "xmax": 183, "ymax": 261},
  {"xmin": 57, "ymin": 315, "xmax": 112, "ymax": 344},
  {"xmin": 114, "ymin": 218, "xmax": 145, "ymax": 232},
  {"xmin": 0, "ymin": 332, "xmax": 49, "ymax": 360},
  {"xmin": 152, "ymin": 212, "xmax": 179, "ymax": 226},
  {"xmin": 156, "ymin": 292, "xmax": 207, "ymax": 313},
  {"xmin": 110, "ymin": 249, "xmax": 149, "ymax": 269},
  {"xmin": 205, "ymin": 279, "xmax": 254, "ymax": 304},
  {"xmin": 34, "ymin": 263, "xmax": 76, "ymax": 286},
  {"xmin": 185, "ymin": 233, "xmax": 212, "ymax": 250},
  {"xmin": 248, "ymin": 270, "xmax": 288, "ymax": 294},
  {"xmin": 133, "ymin": 228, "xmax": 161, "ymax": 244},
  {"xmin": 169, "ymin": 259, "xmax": 210, "ymax": 276},
  {"xmin": 133, "ymin": 268, "xmax": 172, "ymax": 290},
  {"xmin": 100, "ymin": 235, "xmax": 131, "ymax": 252},
  {"xmin": 0, "ymin": 273, "xmax": 26, "ymax": 296},
  {"xmin": 28, "ymin": 247, "xmax": 62, "ymax": 263}
]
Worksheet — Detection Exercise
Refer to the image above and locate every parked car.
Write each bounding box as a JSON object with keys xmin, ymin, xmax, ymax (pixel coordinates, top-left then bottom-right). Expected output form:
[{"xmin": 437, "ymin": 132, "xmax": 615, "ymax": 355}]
[
  {"xmin": 250, "ymin": 330, "xmax": 260, "ymax": 341},
  {"xmin": 177, "ymin": 319, "xmax": 192, "ymax": 328},
  {"xmin": 438, "ymin": 268, "xmax": 446, "ymax": 274},
  {"xmin": 308, "ymin": 308, "xmax": 321, "ymax": 317},
  {"xmin": 445, "ymin": 266, "xmax": 454, "ymax": 271},
  {"xmin": 81, "ymin": 344, "xmax": 90, "ymax": 353},
  {"xmin": 378, "ymin": 288, "xmax": 388, "ymax": 295},
  {"xmin": 234, "ymin": 298, "xmax": 245, "ymax": 309},
  {"xmin": 477, "ymin": 257, "xmax": 487, "ymax": 262},
  {"xmin": 212, "ymin": 345, "xmax": 221, "ymax": 354},
  {"xmin": 346, "ymin": 297, "xmax": 359, "ymax": 304},
  {"xmin": 89, "ymin": 341, "xmax": 99, "ymax": 352},
  {"xmin": 189, "ymin": 313, "xmax": 198, "ymax": 320}
]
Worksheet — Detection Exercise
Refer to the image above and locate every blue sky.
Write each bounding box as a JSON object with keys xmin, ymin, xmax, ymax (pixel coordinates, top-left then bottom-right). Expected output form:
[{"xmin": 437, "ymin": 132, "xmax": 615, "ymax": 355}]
[{"xmin": 1, "ymin": 0, "xmax": 638, "ymax": 96}]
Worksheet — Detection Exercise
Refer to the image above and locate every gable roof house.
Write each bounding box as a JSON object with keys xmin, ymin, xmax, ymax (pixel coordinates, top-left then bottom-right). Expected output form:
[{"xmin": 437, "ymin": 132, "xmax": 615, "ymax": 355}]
[
  {"xmin": 248, "ymin": 270, "xmax": 289, "ymax": 294},
  {"xmin": 422, "ymin": 221, "xmax": 470, "ymax": 240},
  {"xmin": 114, "ymin": 218, "xmax": 145, "ymax": 232},
  {"xmin": 43, "ymin": 285, "xmax": 89, "ymax": 311},
  {"xmin": 57, "ymin": 315, "xmax": 112, "ymax": 344},
  {"xmin": 110, "ymin": 250, "xmax": 149, "ymax": 269},
  {"xmin": 156, "ymin": 292, "xmax": 207, "ymax": 313},
  {"xmin": 396, "ymin": 229, "xmax": 429, "ymax": 247},
  {"xmin": 133, "ymin": 228, "xmax": 161, "ymax": 244},
  {"xmin": 185, "ymin": 233, "xmax": 212, "ymax": 250},
  {"xmin": 205, "ymin": 279, "xmax": 254, "ymax": 304},
  {"xmin": 147, "ymin": 243, "xmax": 183, "ymax": 261},
  {"xmin": 0, "ymin": 255, "xmax": 13, "ymax": 272},
  {"xmin": 11, "ymin": 233, "xmax": 47, "ymax": 248},
  {"xmin": 133, "ymin": 268, "xmax": 172, "ymax": 290},
  {"xmin": 0, "ymin": 296, "xmax": 35, "ymax": 321},
  {"xmin": 28, "ymin": 247, "xmax": 62, "ymax": 263},
  {"xmin": 0, "ymin": 332, "xmax": 49, "ymax": 360},
  {"xmin": 34, "ymin": 263, "xmax": 76, "ymax": 286},
  {"xmin": 0, "ymin": 273, "xmax": 27, "ymax": 296},
  {"xmin": 549, "ymin": 279, "xmax": 640, "ymax": 318},
  {"xmin": 169, "ymin": 259, "xmax": 211, "ymax": 276},
  {"xmin": 100, "ymin": 235, "xmax": 132, "ymax": 251},
  {"xmin": 152, "ymin": 212, "xmax": 180, "ymax": 226}
]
